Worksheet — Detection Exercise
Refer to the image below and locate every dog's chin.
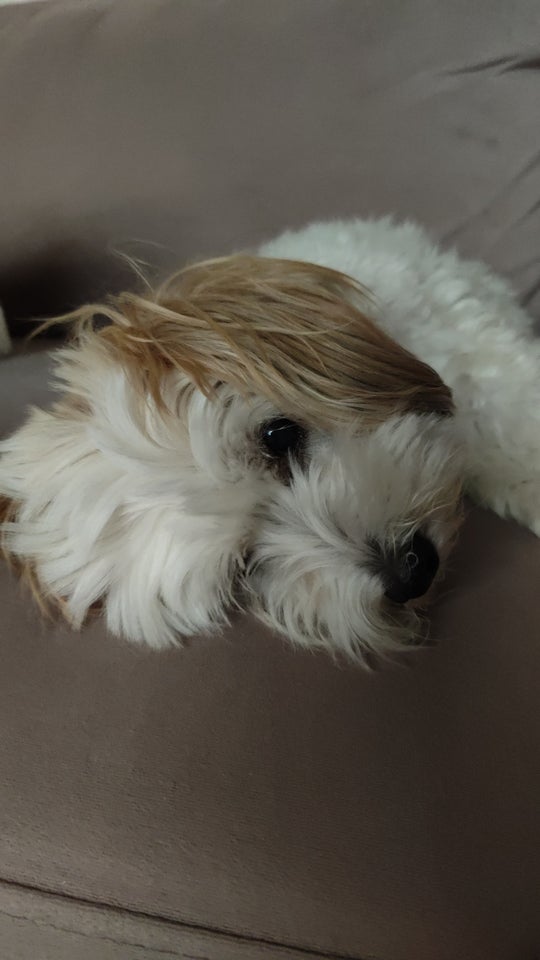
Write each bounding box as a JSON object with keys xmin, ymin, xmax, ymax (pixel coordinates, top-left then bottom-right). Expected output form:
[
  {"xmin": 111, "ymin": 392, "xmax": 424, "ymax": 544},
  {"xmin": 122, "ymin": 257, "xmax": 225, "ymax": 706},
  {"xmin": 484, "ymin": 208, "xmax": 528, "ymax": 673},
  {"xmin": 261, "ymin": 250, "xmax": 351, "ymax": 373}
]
[
  {"xmin": 244, "ymin": 566, "xmax": 430, "ymax": 665},
  {"xmin": 254, "ymin": 598, "xmax": 426, "ymax": 665}
]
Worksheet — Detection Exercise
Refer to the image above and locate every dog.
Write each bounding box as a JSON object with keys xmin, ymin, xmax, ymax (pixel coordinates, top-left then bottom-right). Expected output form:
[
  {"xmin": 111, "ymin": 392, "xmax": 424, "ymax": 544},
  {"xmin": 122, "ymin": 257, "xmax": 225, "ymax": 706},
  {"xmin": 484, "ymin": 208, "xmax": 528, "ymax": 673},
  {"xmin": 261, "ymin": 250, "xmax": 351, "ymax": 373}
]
[{"xmin": 1, "ymin": 217, "xmax": 538, "ymax": 662}]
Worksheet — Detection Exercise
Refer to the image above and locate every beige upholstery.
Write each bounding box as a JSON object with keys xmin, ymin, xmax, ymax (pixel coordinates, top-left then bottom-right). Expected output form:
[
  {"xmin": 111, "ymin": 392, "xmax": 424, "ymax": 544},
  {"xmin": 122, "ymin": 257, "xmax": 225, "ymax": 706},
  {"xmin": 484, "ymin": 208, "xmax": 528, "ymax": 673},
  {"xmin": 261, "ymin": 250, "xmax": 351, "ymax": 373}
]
[{"xmin": 1, "ymin": 2, "xmax": 539, "ymax": 957}]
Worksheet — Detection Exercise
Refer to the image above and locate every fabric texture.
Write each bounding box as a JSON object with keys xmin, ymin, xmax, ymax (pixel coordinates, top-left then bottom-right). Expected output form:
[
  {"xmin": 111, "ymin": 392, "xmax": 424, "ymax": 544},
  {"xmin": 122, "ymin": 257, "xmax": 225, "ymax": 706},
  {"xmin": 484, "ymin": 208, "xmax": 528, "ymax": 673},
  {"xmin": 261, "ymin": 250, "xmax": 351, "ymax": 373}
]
[{"xmin": 0, "ymin": 2, "xmax": 540, "ymax": 959}]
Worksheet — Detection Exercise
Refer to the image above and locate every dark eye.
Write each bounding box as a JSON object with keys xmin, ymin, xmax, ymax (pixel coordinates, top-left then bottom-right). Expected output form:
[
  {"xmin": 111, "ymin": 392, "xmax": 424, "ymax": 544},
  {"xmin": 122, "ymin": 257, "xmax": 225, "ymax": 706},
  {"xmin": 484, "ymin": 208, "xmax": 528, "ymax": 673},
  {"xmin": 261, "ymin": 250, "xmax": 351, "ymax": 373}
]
[{"xmin": 260, "ymin": 418, "xmax": 306, "ymax": 460}]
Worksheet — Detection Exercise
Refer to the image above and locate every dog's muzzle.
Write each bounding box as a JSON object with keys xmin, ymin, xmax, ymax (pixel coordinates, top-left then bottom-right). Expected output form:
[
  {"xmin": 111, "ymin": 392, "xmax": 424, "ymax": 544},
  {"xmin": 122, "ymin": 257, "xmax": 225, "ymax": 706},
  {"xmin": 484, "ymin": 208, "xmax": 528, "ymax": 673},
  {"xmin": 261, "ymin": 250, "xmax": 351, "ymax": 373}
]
[{"xmin": 372, "ymin": 532, "xmax": 440, "ymax": 604}]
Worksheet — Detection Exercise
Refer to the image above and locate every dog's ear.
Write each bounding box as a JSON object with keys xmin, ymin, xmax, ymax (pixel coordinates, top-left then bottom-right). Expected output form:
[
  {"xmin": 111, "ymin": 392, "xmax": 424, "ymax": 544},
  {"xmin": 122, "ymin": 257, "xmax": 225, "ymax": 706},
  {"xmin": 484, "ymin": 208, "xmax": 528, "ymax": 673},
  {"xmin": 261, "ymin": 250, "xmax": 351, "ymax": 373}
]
[
  {"xmin": 48, "ymin": 255, "xmax": 453, "ymax": 429},
  {"xmin": 0, "ymin": 361, "xmax": 245, "ymax": 646}
]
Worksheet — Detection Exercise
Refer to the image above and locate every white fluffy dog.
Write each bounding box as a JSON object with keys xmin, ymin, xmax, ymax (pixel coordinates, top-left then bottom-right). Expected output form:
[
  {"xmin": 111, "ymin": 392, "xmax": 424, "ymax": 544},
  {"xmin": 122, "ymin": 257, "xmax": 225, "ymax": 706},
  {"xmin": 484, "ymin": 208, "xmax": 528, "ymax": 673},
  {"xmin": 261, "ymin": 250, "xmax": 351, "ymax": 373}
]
[{"xmin": 1, "ymin": 218, "xmax": 538, "ymax": 661}]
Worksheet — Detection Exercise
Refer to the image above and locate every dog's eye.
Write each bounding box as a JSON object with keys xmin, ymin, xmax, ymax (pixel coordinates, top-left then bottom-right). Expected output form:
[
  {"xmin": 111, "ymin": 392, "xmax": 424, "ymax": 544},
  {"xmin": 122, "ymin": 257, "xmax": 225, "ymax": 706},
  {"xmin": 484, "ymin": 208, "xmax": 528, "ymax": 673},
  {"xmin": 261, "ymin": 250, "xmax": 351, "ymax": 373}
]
[{"xmin": 260, "ymin": 418, "xmax": 306, "ymax": 460}]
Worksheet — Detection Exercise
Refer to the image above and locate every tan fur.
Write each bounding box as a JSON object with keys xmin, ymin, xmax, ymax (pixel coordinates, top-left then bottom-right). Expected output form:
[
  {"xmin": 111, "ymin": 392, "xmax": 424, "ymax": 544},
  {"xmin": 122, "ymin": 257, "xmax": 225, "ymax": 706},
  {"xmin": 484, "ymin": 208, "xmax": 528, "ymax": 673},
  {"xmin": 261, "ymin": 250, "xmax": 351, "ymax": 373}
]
[{"xmin": 44, "ymin": 256, "xmax": 453, "ymax": 428}]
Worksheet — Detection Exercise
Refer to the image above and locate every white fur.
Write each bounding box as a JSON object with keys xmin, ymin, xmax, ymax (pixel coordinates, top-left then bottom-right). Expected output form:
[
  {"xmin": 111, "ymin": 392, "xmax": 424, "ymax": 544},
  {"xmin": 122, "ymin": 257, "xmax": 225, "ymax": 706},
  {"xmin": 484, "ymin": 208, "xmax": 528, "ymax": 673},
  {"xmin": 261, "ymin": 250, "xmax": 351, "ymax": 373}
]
[{"xmin": 1, "ymin": 217, "xmax": 538, "ymax": 660}]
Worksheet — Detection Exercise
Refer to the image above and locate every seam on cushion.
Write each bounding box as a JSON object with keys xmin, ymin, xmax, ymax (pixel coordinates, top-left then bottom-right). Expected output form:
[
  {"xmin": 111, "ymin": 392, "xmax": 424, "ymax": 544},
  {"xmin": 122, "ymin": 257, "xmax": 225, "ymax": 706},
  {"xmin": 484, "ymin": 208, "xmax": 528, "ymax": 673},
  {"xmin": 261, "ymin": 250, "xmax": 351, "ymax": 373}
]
[
  {"xmin": 0, "ymin": 876, "xmax": 374, "ymax": 960},
  {"xmin": 0, "ymin": 909, "xmax": 181, "ymax": 958}
]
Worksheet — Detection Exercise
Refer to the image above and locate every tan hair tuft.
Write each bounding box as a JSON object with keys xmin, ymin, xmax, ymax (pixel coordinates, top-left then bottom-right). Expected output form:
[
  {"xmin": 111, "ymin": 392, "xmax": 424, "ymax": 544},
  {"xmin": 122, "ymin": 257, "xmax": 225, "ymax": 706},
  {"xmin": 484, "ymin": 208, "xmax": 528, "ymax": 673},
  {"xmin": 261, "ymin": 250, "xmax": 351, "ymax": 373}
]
[{"xmin": 45, "ymin": 255, "xmax": 453, "ymax": 427}]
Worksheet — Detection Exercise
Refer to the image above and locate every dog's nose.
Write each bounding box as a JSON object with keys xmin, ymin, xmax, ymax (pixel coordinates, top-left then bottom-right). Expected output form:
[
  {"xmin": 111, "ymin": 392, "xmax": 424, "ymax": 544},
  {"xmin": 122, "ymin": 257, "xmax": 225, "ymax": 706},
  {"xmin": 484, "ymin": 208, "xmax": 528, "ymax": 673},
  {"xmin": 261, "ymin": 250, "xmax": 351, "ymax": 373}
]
[{"xmin": 381, "ymin": 532, "xmax": 439, "ymax": 604}]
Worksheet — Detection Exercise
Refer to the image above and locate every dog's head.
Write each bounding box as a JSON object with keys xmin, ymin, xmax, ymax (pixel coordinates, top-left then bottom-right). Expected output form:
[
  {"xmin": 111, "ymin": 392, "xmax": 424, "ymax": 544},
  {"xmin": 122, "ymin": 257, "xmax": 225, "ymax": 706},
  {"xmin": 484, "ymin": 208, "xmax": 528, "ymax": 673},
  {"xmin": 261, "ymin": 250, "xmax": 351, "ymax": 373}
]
[{"xmin": 0, "ymin": 256, "xmax": 463, "ymax": 662}]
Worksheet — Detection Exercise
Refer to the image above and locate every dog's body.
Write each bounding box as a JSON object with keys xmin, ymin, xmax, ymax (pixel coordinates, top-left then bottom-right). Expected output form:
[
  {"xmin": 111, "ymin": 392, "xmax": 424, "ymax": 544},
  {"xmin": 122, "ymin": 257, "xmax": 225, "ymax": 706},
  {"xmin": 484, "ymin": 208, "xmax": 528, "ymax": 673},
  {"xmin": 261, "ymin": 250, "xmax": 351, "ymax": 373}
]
[{"xmin": 1, "ymin": 218, "xmax": 538, "ymax": 661}]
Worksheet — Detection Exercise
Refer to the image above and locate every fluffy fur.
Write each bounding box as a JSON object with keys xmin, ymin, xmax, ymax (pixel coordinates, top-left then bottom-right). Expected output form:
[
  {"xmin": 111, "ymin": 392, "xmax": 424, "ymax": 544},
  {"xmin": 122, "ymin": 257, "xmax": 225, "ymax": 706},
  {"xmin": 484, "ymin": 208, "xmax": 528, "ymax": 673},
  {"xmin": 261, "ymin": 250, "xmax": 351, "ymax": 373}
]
[{"xmin": 1, "ymin": 217, "xmax": 538, "ymax": 661}]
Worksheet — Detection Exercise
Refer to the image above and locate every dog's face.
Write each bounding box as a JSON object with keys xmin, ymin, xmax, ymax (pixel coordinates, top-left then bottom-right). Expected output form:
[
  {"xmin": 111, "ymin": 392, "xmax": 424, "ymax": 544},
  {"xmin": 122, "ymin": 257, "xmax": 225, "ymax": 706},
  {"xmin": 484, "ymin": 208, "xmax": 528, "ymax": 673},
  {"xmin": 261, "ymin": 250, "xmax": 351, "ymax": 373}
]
[{"xmin": 0, "ymin": 256, "xmax": 463, "ymax": 662}]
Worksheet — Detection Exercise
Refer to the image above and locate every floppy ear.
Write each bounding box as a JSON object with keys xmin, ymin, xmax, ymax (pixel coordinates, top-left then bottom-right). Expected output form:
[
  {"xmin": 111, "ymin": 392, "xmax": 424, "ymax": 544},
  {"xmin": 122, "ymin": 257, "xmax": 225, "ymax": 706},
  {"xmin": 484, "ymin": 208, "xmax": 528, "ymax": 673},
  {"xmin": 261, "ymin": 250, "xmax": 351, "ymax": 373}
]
[{"xmin": 0, "ymin": 340, "xmax": 256, "ymax": 647}]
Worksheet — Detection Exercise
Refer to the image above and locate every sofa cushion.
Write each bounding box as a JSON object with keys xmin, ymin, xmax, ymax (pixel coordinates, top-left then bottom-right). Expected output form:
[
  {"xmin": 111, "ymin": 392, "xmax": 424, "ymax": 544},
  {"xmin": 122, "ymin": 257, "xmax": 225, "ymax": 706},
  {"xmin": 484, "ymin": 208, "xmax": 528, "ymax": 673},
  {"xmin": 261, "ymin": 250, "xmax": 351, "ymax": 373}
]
[{"xmin": 0, "ymin": 0, "xmax": 539, "ymax": 324}]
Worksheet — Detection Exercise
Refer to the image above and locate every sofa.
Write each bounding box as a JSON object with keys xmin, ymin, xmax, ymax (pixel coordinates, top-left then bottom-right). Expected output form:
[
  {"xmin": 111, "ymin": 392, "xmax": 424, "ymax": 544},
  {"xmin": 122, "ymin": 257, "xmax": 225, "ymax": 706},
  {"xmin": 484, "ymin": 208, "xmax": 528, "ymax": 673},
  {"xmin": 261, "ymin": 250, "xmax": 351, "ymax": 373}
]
[{"xmin": 1, "ymin": 2, "xmax": 539, "ymax": 958}]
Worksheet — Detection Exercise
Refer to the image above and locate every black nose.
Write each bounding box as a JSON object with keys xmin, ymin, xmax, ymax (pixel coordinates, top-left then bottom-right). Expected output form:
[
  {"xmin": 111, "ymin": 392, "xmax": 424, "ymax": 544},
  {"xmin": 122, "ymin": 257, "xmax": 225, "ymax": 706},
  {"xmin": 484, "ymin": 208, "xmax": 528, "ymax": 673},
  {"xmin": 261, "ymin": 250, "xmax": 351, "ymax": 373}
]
[{"xmin": 381, "ymin": 533, "xmax": 439, "ymax": 604}]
